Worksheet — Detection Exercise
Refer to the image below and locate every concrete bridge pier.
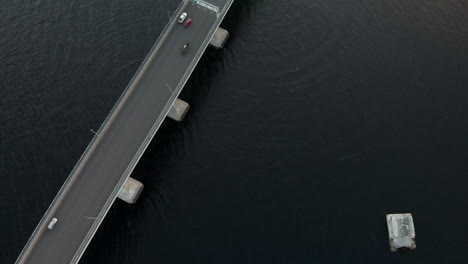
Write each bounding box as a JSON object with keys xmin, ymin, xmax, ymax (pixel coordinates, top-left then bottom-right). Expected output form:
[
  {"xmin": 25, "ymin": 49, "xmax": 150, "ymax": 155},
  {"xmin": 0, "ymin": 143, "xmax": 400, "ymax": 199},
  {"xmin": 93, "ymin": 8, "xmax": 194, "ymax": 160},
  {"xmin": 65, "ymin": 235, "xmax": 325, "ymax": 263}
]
[
  {"xmin": 210, "ymin": 27, "xmax": 229, "ymax": 49},
  {"xmin": 168, "ymin": 98, "xmax": 190, "ymax": 121},
  {"xmin": 117, "ymin": 177, "xmax": 144, "ymax": 204}
]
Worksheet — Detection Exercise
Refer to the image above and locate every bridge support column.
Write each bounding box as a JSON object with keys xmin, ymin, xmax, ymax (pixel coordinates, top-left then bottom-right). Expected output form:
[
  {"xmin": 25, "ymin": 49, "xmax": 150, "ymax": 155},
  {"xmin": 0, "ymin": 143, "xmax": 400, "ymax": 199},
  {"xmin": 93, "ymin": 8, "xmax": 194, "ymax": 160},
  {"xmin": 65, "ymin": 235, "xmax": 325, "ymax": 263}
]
[
  {"xmin": 168, "ymin": 98, "xmax": 190, "ymax": 121},
  {"xmin": 117, "ymin": 177, "xmax": 144, "ymax": 204},
  {"xmin": 210, "ymin": 27, "xmax": 229, "ymax": 49}
]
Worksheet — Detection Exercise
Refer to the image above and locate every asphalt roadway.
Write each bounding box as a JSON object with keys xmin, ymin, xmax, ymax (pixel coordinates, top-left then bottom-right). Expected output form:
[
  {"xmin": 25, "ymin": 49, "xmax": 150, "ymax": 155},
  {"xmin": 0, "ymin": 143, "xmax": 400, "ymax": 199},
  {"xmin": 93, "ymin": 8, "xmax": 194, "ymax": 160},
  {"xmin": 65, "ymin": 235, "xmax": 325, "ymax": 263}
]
[{"xmin": 16, "ymin": 0, "xmax": 234, "ymax": 263}]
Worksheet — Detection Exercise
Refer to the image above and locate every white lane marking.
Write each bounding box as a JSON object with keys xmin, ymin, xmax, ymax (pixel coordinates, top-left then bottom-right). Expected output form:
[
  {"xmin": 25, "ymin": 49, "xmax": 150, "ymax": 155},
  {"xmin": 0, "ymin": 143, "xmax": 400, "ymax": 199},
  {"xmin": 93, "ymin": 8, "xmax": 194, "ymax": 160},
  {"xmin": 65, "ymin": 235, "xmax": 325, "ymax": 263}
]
[
  {"xmin": 165, "ymin": 84, "xmax": 174, "ymax": 94},
  {"xmin": 190, "ymin": 0, "xmax": 220, "ymax": 15}
]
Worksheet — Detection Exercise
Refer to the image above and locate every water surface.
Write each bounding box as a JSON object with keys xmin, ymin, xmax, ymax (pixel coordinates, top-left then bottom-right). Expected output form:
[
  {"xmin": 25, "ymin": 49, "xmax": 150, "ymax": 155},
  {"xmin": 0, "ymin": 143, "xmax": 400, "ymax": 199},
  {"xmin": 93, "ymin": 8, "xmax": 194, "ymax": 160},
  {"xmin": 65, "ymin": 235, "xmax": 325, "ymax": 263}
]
[{"xmin": 1, "ymin": 0, "xmax": 467, "ymax": 263}]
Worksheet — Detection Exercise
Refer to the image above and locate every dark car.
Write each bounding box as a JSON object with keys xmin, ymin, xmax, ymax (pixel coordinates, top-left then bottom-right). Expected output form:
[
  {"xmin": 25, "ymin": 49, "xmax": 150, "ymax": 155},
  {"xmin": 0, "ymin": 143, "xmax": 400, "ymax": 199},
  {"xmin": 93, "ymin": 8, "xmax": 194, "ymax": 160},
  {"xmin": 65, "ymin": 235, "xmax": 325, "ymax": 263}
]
[{"xmin": 182, "ymin": 43, "xmax": 190, "ymax": 54}]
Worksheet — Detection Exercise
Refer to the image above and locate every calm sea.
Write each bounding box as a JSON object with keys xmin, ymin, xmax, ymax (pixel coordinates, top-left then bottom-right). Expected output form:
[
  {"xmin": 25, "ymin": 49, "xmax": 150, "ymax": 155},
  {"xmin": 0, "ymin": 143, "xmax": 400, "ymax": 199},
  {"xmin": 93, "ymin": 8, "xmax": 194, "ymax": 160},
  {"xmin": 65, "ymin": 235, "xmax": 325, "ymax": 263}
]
[{"xmin": 1, "ymin": 0, "xmax": 468, "ymax": 263}]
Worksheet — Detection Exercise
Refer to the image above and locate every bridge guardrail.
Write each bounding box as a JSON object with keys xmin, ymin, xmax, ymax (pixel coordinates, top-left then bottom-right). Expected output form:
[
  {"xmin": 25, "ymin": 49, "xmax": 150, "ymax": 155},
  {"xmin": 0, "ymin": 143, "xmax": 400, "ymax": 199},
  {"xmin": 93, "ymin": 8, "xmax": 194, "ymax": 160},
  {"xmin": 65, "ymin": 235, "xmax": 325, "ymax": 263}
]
[
  {"xmin": 88, "ymin": 2, "xmax": 236, "ymax": 262},
  {"xmin": 15, "ymin": 1, "xmax": 189, "ymax": 263},
  {"xmin": 71, "ymin": 1, "xmax": 191, "ymax": 263}
]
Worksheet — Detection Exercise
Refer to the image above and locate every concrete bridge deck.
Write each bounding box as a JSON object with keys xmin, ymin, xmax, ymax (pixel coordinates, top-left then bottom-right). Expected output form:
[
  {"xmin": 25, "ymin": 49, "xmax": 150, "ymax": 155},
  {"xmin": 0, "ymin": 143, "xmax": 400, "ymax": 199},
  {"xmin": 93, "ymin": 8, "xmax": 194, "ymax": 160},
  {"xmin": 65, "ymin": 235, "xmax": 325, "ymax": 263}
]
[{"xmin": 16, "ymin": 0, "xmax": 234, "ymax": 263}]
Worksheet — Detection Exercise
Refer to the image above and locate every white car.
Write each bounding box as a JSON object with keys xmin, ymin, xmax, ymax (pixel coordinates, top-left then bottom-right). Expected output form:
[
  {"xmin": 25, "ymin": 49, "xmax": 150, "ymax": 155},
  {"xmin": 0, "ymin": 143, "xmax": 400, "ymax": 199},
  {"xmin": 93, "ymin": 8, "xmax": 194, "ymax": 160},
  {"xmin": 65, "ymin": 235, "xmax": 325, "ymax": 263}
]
[
  {"xmin": 178, "ymin": 12, "xmax": 187, "ymax": 23},
  {"xmin": 47, "ymin": 217, "xmax": 58, "ymax": 230}
]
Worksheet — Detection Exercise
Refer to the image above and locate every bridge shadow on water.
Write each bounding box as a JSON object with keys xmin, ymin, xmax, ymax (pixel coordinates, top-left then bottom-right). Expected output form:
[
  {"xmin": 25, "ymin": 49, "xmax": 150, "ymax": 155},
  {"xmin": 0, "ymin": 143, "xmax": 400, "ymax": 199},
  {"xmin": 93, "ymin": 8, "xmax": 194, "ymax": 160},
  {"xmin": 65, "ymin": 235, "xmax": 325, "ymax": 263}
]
[{"xmin": 80, "ymin": 2, "xmax": 262, "ymax": 263}]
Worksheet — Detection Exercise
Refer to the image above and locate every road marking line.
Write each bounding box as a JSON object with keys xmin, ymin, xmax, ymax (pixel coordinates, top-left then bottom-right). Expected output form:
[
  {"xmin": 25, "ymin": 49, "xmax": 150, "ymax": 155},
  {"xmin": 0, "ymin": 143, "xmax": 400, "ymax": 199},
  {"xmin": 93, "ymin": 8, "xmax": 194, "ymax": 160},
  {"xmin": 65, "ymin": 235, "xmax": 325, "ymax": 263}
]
[
  {"xmin": 191, "ymin": 0, "xmax": 220, "ymax": 14},
  {"xmin": 165, "ymin": 84, "xmax": 174, "ymax": 94}
]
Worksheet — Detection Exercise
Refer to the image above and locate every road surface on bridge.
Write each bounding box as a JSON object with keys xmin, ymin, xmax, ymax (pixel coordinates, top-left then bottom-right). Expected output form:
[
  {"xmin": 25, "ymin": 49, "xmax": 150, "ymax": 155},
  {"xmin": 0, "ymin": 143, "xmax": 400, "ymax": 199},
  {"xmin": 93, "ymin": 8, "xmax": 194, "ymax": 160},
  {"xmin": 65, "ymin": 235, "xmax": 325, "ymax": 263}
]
[{"xmin": 16, "ymin": 0, "xmax": 233, "ymax": 263}]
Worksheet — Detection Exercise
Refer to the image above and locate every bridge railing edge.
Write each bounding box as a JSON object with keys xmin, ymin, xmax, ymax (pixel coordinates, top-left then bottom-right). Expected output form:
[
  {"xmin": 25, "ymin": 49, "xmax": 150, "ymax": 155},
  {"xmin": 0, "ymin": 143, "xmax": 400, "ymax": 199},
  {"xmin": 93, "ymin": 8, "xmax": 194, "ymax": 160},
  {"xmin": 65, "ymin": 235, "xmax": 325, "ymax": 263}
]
[
  {"xmin": 73, "ymin": 0, "xmax": 235, "ymax": 262},
  {"xmin": 15, "ymin": 1, "xmax": 189, "ymax": 263}
]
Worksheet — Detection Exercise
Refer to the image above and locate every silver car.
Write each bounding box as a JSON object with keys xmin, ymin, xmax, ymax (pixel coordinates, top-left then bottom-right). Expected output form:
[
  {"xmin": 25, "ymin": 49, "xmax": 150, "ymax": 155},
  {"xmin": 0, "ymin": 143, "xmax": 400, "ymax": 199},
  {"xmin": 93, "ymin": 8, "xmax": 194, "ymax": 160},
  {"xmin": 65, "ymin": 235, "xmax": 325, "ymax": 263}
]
[
  {"xmin": 178, "ymin": 12, "xmax": 187, "ymax": 23},
  {"xmin": 47, "ymin": 217, "xmax": 58, "ymax": 230}
]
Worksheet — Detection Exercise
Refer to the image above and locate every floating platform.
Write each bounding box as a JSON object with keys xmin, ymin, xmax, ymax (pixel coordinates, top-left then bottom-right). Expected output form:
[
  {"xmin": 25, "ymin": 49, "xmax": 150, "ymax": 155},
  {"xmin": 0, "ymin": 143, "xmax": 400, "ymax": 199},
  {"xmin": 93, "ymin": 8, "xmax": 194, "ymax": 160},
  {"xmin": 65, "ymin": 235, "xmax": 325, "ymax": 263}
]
[{"xmin": 386, "ymin": 213, "xmax": 416, "ymax": 252}]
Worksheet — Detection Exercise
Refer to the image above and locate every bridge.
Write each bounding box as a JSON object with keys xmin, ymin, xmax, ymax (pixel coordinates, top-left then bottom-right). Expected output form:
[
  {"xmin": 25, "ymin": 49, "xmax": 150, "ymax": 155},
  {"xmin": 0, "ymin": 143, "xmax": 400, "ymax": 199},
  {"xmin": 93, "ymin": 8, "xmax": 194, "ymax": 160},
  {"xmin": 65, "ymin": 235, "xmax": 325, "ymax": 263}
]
[{"xmin": 15, "ymin": 0, "xmax": 234, "ymax": 263}]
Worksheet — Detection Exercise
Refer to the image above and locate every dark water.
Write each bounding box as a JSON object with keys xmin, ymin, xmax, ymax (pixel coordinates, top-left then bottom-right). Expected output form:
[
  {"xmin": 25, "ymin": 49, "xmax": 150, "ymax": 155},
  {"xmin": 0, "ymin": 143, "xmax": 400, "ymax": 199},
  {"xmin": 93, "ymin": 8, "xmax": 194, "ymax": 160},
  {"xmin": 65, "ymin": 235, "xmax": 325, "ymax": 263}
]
[{"xmin": 1, "ymin": 0, "xmax": 468, "ymax": 263}]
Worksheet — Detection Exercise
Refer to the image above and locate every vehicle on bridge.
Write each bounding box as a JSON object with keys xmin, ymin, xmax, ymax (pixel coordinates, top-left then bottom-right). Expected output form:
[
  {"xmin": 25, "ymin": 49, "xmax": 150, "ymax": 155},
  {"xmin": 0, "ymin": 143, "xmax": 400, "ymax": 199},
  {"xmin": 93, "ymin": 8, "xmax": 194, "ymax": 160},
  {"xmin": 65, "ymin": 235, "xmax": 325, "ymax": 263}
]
[
  {"xmin": 182, "ymin": 42, "xmax": 190, "ymax": 54},
  {"xmin": 47, "ymin": 218, "xmax": 58, "ymax": 230},
  {"xmin": 178, "ymin": 12, "xmax": 187, "ymax": 23},
  {"xmin": 184, "ymin": 18, "xmax": 192, "ymax": 27}
]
